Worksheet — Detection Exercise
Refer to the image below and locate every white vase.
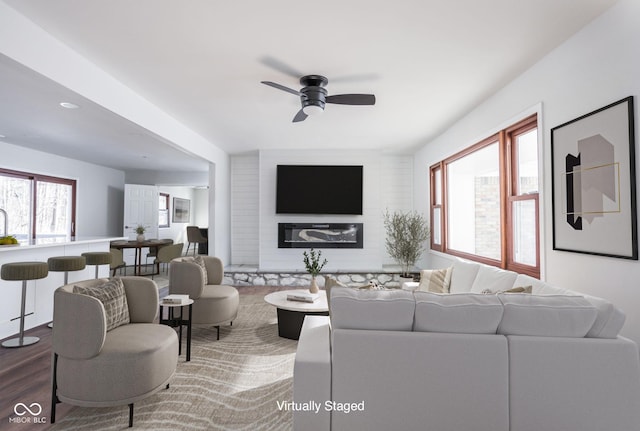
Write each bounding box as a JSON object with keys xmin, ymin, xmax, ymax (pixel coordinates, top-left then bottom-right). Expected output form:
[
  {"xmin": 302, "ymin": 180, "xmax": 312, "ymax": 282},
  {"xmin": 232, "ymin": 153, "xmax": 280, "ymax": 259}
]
[
  {"xmin": 309, "ymin": 276, "xmax": 319, "ymax": 294},
  {"xmin": 136, "ymin": 234, "xmax": 145, "ymax": 242}
]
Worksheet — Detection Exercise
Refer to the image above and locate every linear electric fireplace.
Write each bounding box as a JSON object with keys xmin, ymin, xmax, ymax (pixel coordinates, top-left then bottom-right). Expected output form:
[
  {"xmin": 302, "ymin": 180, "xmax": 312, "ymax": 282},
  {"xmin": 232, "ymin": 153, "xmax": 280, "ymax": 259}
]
[{"xmin": 278, "ymin": 223, "xmax": 363, "ymax": 249}]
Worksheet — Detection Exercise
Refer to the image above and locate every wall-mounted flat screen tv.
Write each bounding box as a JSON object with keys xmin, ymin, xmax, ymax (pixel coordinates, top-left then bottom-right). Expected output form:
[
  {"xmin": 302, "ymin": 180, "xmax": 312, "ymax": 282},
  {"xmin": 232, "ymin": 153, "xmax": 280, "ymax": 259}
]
[{"xmin": 276, "ymin": 165, "xmax": 363, "ymax": 215}]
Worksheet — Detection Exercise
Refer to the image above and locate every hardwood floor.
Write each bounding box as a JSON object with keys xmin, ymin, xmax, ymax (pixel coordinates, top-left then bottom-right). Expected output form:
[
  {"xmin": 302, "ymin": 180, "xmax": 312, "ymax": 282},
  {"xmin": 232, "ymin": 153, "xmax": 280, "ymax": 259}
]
[{"xmin": 0, "ymin": 284, "xmax": 290, "ymax": 430}]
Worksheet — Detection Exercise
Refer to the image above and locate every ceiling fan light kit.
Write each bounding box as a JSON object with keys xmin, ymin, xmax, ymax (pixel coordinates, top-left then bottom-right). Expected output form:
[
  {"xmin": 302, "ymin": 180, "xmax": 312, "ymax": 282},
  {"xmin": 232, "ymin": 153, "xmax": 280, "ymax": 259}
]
[{"xmin": 261, "ymin": 74, "xmax": 375, "ymax": 122}]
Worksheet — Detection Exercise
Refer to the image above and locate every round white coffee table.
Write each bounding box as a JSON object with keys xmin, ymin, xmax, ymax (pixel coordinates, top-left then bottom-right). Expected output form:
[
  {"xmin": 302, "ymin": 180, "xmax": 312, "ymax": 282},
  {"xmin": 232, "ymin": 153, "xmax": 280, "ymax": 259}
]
[{"xmin": 264, "ymin": 289, "xmax": 329, "ymax": 340}]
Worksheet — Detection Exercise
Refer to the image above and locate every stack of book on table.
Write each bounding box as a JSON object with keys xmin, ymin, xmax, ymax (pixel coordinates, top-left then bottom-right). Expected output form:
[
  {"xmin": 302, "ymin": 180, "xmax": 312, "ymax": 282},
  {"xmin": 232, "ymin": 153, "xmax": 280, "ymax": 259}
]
[
  {"xmin": 287, "ymin": 291, "xmax": 320, "ymax": 303},
  {"xmin": 162, "ymin": 294, "xmax": 190, "ymax": 305}
]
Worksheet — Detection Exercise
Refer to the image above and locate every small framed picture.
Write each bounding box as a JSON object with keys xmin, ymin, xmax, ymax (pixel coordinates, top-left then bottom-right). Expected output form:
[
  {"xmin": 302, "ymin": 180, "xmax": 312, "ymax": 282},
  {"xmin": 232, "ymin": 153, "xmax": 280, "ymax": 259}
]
[{"xmin": 172, "ymin": 197, "xmax": 190, "ymax": 223}]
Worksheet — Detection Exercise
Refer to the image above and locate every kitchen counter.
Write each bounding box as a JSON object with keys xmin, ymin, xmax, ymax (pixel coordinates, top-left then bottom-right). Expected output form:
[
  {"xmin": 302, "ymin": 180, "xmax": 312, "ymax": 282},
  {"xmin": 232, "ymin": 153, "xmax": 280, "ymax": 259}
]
[
  {"xmin": 0, "ymin": 235, "xmax": 125, "ymax": 340},
  {"xmin": 0, "ymin": 236, "xmax": 126, "ymax": 252}
]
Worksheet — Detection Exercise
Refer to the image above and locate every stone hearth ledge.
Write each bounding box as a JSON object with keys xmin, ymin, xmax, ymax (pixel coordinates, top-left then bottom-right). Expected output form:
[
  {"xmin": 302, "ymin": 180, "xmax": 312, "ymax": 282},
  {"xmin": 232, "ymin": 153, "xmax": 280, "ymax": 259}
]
[{"xmin": 224, "ymin": 265, "xmax": 417, "ymax": 288}]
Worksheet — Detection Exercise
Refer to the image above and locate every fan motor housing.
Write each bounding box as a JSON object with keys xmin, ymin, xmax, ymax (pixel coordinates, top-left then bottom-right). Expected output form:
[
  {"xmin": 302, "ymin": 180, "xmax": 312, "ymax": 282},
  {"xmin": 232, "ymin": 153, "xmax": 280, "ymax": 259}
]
[{"xmin": 301, "ymin": 86, "xmax": 327, "ymax": 110}]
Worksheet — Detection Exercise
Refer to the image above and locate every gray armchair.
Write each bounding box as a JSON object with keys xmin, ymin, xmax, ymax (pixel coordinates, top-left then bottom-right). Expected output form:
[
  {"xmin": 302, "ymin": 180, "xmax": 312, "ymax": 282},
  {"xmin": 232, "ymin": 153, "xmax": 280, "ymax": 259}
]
[
  {"xmin": 169, "ymin": 256, "xmax": 239, "ymax": 339},
  {"xmin": 51, "ymin": 276, "xmax": 178, "ymax": 427}
]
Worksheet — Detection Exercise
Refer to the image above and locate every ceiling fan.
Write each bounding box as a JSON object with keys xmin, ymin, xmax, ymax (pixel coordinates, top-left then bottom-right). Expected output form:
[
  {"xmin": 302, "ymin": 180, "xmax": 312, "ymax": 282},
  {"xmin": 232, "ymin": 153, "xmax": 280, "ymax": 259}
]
[{"xmin": 261, "ymin": 75, "xmax": 376, "ymax": 122}]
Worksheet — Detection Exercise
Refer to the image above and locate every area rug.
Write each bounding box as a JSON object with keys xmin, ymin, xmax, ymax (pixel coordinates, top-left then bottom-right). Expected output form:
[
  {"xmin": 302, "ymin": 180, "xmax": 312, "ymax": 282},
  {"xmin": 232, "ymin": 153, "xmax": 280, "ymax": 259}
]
[{"xmin": 50, "ymin": 294, "xmax": 297, "ymax": 430}]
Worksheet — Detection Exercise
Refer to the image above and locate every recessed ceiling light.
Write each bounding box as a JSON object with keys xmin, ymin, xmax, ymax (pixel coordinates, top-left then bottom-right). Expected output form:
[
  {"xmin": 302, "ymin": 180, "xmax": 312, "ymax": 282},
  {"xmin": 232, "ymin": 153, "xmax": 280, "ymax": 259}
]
[{"xmin": 59, "ymin": 102, "xmax": 80, "ymax": 109}]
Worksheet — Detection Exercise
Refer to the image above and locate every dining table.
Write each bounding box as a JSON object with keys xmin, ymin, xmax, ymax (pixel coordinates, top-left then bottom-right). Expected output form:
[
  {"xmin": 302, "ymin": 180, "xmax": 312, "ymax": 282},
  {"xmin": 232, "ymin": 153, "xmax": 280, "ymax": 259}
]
[{"xmin": 110, "ymin": 238, "xmax": 173, "ymax": 276}]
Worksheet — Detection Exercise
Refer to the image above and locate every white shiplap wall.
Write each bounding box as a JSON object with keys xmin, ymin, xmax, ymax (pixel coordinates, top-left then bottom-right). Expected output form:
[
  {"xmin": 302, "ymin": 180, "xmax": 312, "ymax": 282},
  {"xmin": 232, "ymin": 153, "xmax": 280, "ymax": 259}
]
[
  {"xmin": 230, "ymin": 150, "xmax": 413, "ymax": 270},
  {"xmin": 230, "ymin": 153, "xmax": 260, "ymax": 264}
]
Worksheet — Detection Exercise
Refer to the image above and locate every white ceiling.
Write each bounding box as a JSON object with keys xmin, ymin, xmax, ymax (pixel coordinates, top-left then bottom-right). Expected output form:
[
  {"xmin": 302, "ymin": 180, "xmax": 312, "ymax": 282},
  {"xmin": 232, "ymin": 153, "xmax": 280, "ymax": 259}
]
[{"xmin": 0, "ymin": 0, "xmax": 618, "ymax": 171}]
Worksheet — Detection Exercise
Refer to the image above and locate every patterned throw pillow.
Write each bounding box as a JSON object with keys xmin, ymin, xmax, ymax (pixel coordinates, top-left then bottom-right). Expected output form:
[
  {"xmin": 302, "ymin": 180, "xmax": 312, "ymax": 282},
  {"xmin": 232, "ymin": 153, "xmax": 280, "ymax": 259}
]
[
  {"xmin": 417, "ymin": 267, "xmax": 453, "ymax": 293},
  {"xmin": 193, "ymin": 255, "xmax": 208, "ymax": 285},
  {"xmin": 73, "ymin": 278, "xmax": 130, "ymax": 331}
]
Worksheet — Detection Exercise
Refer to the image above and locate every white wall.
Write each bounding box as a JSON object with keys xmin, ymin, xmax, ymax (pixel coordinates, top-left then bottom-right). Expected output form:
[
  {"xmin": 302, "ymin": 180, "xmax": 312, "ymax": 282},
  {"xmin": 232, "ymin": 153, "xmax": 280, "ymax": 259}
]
[
  {"xmin": 0, "ymin": 141, "xmax": 124, "ymax": 236},
  {"xmin": 414, "ymin": 0, "xmax": 640, "ymax": 345},
  {"xmin": 232, "ymin": 150, "xmax": 413, "ymax": 270}
]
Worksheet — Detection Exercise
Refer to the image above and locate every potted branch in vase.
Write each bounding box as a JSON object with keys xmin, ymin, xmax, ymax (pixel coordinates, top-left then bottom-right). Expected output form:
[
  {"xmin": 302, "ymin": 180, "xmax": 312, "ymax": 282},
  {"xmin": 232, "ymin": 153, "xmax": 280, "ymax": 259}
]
[
  {"xmin": 383, "ymin": 210, "xmax": 430, "ymax": 281},
  {"xmin": 303, "ymin": 248, "xmax": 327, "ymax": 294},
  {"xmin": 135, "ymin": 225, "xmax": 146, "ymax": 242}
]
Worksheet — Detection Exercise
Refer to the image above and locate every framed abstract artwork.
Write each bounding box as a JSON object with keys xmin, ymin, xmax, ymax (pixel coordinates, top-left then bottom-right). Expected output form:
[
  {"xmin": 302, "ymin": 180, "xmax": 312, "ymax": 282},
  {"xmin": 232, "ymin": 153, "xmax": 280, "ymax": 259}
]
[
  {"xmin": 172, "ymin": 197, "xmax": 190, "ymax": 223},
  {"xmin": 551, "ymin": 96, "xmax": 637, "ymax": 259}
]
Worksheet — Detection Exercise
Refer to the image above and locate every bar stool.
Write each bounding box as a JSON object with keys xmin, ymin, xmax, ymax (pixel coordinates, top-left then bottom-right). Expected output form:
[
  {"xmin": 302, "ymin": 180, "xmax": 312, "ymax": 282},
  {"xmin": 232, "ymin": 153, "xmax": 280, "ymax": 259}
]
[
  {"xmin": 82, "ymin": 252, "xmax": 112, "ymax": 279},
  {"xmin": 1, "ymin": 261, "xmax": 48, "ymax": 348},
  {"xmin": 47, "ymin": 256, "xmax": 86, "ymax": 328},
  {"xmin": 48, "ymin": 256, "xmax": 87, "ymax": 285}
]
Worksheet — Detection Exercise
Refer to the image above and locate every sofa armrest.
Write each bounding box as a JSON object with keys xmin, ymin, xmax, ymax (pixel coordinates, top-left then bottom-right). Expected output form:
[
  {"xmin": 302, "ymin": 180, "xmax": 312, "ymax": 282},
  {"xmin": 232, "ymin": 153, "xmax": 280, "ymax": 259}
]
[
  {"xmin": 169, "ymin": 260, "xmax": 205, "ymax": 299},
  {"xmin": 53, "ymin": 289, "xmax": 106, "ymax": 359},
  {"xmin": 293, "ymin": 316, "xmax": 331, "ymax": 431},
  {"xmin": 122, "ymin": 276, "xmax": 159, "ymax": 323}
]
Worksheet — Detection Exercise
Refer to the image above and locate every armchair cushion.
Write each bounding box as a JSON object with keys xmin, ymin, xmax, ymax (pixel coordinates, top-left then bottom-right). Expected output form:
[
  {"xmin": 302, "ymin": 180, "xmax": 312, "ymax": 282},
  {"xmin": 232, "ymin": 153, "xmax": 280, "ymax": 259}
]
[
  {"xmin": 73, "ymin": 278, "xmax": 130, "ymax": 331},
  {"xmin": 56, "ymin": 323, "xmax": 178, "ymax": 406}
]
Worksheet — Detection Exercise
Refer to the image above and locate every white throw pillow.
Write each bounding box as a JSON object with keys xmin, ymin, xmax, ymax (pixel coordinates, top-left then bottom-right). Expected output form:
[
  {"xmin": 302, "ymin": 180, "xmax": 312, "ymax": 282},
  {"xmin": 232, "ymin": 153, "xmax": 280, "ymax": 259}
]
[
  {"xmin": 413, "ymin": 291, "xmax": 503, "ymax": 334},
  {"xmin": 417, "ymin": 267, "xmax": 452, "ymax": 293}
]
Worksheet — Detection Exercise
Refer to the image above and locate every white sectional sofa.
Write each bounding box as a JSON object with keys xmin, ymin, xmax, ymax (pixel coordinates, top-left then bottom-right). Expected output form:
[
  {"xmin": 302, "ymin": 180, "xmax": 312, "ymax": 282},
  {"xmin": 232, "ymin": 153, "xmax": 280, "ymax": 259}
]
[{"xmin": 293, "ymin": 257, "xmax": 640, "ymax": 431}]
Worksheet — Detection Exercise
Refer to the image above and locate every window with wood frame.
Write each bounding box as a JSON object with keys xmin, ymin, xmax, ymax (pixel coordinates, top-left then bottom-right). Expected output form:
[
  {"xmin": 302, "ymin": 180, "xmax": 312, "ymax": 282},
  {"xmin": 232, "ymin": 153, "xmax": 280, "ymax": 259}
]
[
  {"xmin": 159, "ymin": 192, "xmax": 170, "ymax": 228},
  {"xmin": 430, "ymin": 114, "xmax": 539, "ymax": 277},
  {"xmin": 0, "ymin": 168, "xmax": 77, "ymax": 239}
]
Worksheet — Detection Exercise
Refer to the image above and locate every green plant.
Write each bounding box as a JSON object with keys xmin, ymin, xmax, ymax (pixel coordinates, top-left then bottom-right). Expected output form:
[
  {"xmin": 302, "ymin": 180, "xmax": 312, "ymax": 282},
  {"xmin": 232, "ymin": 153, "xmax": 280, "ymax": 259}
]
[
  {"xmin": 135, "ymin": 225, "xmax": 146, "ymax": 235},
  {"xmin": 384, "ymin": 210, "xmax": 430, "ymax": 278},
  {"xmin": 303, "ymin": 248, "xmax": 328, "ymax": 277}
]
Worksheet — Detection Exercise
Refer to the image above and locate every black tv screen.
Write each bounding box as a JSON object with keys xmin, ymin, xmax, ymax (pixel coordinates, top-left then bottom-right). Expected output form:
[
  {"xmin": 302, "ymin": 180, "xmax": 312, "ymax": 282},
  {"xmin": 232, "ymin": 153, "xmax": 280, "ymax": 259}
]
[{"xmin": 276, "ymin": 165, "xmax": 363, "ymax": 215}]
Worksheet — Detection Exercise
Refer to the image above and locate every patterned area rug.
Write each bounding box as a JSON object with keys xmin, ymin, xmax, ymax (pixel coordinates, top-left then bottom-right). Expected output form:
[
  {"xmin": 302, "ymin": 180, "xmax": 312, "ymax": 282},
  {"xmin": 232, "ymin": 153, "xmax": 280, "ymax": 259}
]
[{"xmin": 50, "ymin": 294, "xmax": 297, "ymax": 430}]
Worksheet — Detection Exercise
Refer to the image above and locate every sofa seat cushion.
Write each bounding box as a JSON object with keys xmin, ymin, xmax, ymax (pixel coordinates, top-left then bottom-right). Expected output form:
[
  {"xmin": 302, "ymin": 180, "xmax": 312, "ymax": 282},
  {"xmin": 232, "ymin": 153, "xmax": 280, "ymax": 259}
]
[
  {"xmin": 57, "ymin": 323, "xmax": 178, "ymax": 406},
  {"xmin": 192, "ymin": 284, "xmax": 239, "ymax": 325},
  {"xmin": 470, "ymin": 265, "xmax": 518, "ymax": 294},
  {"xmin": 414, "ymin": 292, "xmax": 503, "ymax": 334},
  {"xmin": 330, "ymin": 288, "xmax": 415, "ymax": 331},
  {"xmin": 497, "ymin": 294, "xmax": 597, "ymax": 337}
]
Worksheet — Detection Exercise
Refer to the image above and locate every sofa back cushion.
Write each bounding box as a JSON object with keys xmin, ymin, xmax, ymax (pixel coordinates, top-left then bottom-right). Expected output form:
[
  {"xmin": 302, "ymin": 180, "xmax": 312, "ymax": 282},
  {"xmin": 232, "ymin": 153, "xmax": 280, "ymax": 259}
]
[
  {"xmin": 497, "ymin": 294, "xmax": 597, "ymax": 337},
  {"xmin": 413, "ymin": 292, "xmax": 503, "ymax": 334},
  {"xmin": 330, "ymin": 288, "xmax": 415, "ymax": 331},
  {"xmin": 581, "ymin": 294, "xmax": 626, "ymax": 339},
  {"xmin": 470, "ymin": 266, "xmax": 518, "ymax": 294},
  {"xmin": 512, "ymin": 274, "xmax": 625, "ymax": 338},
  {"xmin": 449, "ymin": 259, "xmax": 481, "ymax": 293},
  {"xmin": 512, "ymin": 274, "xmax": 572, "ymax": 295}
]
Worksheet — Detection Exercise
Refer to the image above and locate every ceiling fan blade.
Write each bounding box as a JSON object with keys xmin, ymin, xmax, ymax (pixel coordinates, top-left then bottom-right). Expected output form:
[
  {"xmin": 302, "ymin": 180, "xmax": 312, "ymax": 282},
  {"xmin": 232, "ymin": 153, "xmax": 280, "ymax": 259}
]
[
  {"xmin": 292, "ymin": 109, "xmax": 308, "ymax": 123},
  {"xmin": 326, "ymin": 94, "xmax": 376, "ymax": 105},
  {"xmin": 261, "ymin": 81, "xmax": 301, "ymax": 96},
  {"xmin": 260, "ymin": 56, "xmax": 304, "ymax": 79}
]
